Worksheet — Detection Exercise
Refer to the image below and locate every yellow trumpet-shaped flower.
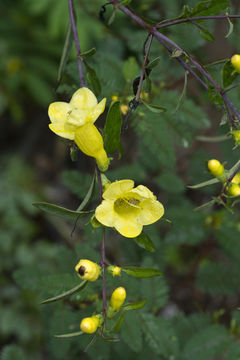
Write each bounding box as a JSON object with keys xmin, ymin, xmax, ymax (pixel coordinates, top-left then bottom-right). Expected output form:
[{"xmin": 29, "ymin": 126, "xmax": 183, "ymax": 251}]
[
  {"xmin": 95, "ymin": 179, "xmax": 164, "ymax": 238},
  {"xmin": 48, "ymin": 87, "xmax": 110, "ymax": 172},
  {"xmin": 75, "ymin": 259, "xmax": 101, "ymax": 282}
]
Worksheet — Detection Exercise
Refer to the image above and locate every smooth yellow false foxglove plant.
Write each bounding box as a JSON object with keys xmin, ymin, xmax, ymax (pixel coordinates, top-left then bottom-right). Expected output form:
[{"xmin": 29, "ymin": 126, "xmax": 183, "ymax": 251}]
[
  {"xmin": 95, "ymin": 179, "xmax": 164, "ymax": 238},
  {"xmin": 48, "ymin": 87, "xmax": 110, "ymax": 171}
]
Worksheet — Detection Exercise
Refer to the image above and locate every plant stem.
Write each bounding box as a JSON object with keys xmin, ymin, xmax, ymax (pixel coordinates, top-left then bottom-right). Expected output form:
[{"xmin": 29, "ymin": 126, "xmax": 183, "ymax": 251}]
[
  {"xmin": 136, "ymin": 34, "xmax": 153, "ymax": 101},
  {"xmin": 156, "ymin": 15, "xmax": 240, "ymax": 29},
  {"xmin": 68, "ymin": 0, "xmax": 85, "ymax": 87},
  {"xmin": 96, "ymin": 167, "xmax": 107, "ymax": 318},
  {"xmin": 108, "ymin": 0, "xmax": 240, "ymax": 123}
]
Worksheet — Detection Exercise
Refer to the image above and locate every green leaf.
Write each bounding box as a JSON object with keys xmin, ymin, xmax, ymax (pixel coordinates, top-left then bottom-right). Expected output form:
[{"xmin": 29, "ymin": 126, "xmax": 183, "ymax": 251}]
[
  {"xmin": 142, "ymin": 100, "xmax": 166, "ymax": 113},
  {"xmin": 134, "ymin": 232, "xmax": 156, "ymax": 252},
  {"xmin": 80, "ymin": 48, "xmax": 96, "ymax": 57},
  {"xmin": 76, "ymin": 174, "xmax": 95, "ymax": 211},
  {"xmin": 122, "ymin": 299, "xmax": 146, "ymax": 311},
  {"xmin": 188, "ymin": 177, "xmax": 219, "ymax": 189},
  {"xmin": 196, "ymin": 134, "xmax": 230, "ymax": 142},
  {"xmin": 199, "ymin": 26, "xmax": 215, "ymax": 42},
  {"xmin": 56, "ymin": 22, "xmax": 73, "ymax": 86},
  {"xmin": 40, "ymin": 280, "xmax": 87, "ymax": 304},
  {"xmin": 103, "ymin": 101, "xmax": 123, "ymax": 155},
  {"xmin": 188, "ymin": 0, "xmax": 230, "ymax": 17},
  {"xmin": 207, "ymin": 81, "xmax": 224, "ymax": 105},
  {"xmin": 113, "ymin": 311, "xmax": 126, "ymax": 333},
  {"xmin": 86, "ymin": 65, "xmax": 101, "ymax": 96},
  {"xmin": 123, "ymin": 57, "xmax": 139, "ymax": 82},
  {"xmin": 194, "ymin": 199, "xmax": 216, "ymax": 211},
  {"xmin": 121, "ymin": 311, "xmax": 142, "ymax": 352},
  {"xmin": 122, "ymin": 266, "xmax": 162, "ymax": 278},
  {"xmin": 120, "ymin": 0, "xmax": 132, "ymax": 5},
  {"xmin": 145, "ymin": 56, "xmax": 161, "ymax": 70},
  {"xmin": 33, "ymin": 202, "xmax": 93, "ymax": 220},
  {"xmin": 54, "ymin": 331, "xmax": 84, "ymax": 338},
  {"xmin": 225, "ymin": 16, "xmax": 234, "ymax": 38},
  {"xmin": 174, "ymin": 70, "xmax": 188, "ymax": 113},
  {"xmin": 222, "ymin": 60, "xmax": 238, "ymax": 88}
]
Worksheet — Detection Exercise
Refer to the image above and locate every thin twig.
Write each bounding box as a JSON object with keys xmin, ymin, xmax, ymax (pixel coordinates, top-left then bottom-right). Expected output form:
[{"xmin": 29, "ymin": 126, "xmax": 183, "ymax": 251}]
[
  {"xmin": 68, "ymin": 0, "xmax": 85, "ymax": 87},
  {"xmin": 108, "ymin": 0, "xmax": 240, "ymax": 124},
  {"xmin": 156, "ymin": 15, "xmax": 240, "ymax": 29},
  {"xmin": 96, "ymin": 166, "xmax": 107, "ymax": 318},
  {"xmin": 136, "ymin": 34, "xmax": 153, "ymax": 101}
]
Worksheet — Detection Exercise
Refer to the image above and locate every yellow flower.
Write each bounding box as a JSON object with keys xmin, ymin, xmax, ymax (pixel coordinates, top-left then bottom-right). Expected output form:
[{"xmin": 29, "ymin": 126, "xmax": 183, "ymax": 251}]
[
  {"xmin": 228, "ymin": 183, "xmax": 240, "ymax": 197},
  {"xmin": 110, "ymin": 287, "xmax": 126, "ymax": 310},
  {"xmin": 231, "ymin": 54, "xmax": 240, "ymax": 73},
  {"xmin": 80, "ymin": 316, "xmax": 100, "ymax": 334},
  {"xmin": 95, "ymin": 179, "xmax": 164, "ymax": 238},
  {"xmin": 75, "ymin": 259, "xmax": 101, "ymax": 282},
  {"xmin": 48, "ymin": 87, "xmax": 110, "ymax": 172},
  {"xmin": 107, "ymin": 265, "xmax": 121, "ymax": 276},
  {"xmin": 232, "ymin": 130, "xmax": 240, "ymax": 145},
  {"xmin": 232, "ymin": 172, "xmax": 240, "ymax": 185}
]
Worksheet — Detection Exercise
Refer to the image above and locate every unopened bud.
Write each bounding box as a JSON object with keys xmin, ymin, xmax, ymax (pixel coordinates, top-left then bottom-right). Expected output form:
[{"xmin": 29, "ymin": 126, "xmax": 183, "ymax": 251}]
[{"xmin": 75, "ymin": 259, "xmax": 101, "ymax": 282}]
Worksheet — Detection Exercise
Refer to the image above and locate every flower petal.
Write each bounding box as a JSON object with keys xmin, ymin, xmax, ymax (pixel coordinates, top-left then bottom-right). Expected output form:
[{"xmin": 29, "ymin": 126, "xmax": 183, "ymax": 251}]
[
  {"xmin": 129, "ymin": 185, "xmax": 156, "ymax": 200},
  {"xmin": 138, "ymin": 199, "xmax": 164, "ymax": 225},
  {"xmin": 114, "ymin": 215, "xmax": 143, "ymax": 238},
  {"xmin": 70, "ymin": 87, "xmax": 97, "ymax": 110},
  {"xmin": 95, "ymin": 200, "xmax": 115, "ymax": 227},
  {"xmin": 103, "ymin": 180, "xmax": 134, "ymax": 200},
  {"xmin": 48, "ymin": 102, "xmax": 71, "ymax": 124},
  {"xmin": 49, "ymin": 123, "xmax": 75, "ymax": 140},
  {"xmin": 87, "ymin": 98, "xmax": 106, "ymax": 123}
]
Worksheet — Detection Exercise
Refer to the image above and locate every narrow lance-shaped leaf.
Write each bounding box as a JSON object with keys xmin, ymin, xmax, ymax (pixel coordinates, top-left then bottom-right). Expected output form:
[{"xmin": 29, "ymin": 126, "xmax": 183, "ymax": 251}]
[
  {"xmin": 174, "ymin": 70, "xmax": 188, "ymax": 113},
  {"xmin": 76, "ymin": 173, "xmax": 95, "ymax": 211},
  {"xmin": 199, "ymin": 25, "xmax": 215, "ymax": 42},
  {"xmin": 103, "ymin": 101, "xmax": 123, "ymax": 155},
  {"xmin": 122, "ymin": 266, "xmax": 162, "ymax": 278},
  {"xmin": 142, "ymin": 100, "xmax": 166, "ymax": 113},
  {"xmin": 33, "ymin": 202, "xmax": 93, "ymax": 220},
  {"xmin": 134, "ymin": 232, "xmax": 156, "ymax": 252},
  {"xmin": 225, "ymin": 16, "xmax": 234, "ymax": 38},
  {"xmin": 54, "ymin": 331, "xmax": 83, "ymax": 338},
  {"xmin": 79, "ymin": 48, "xmax": 96, "ymax": 57},
  {"xmin": 113, "ymin": 311, "xmax": 126, "ymax": 333},
  {"xmin": 86, "ymin": 64, "xmax": 101, "ymax": 96},
  {"xmin": 122, "ymin": 299, "xmax": 146, "ymax": 311},
  {"xmin": 188, "ymin": 0, "xmax": 230, "ymax": 17},
  {"xmin": 145, "ymin": 56, "xmax": 161, "ymax": 70},
  {"xmin": 188, "ymin": 177, "xmax": 219, "ymax": 189},
  {"xmin": 56, "ymin": 22, "xmax": 73, "ymax": 87},
  {"xmin": 40, "ymin": 280, "xmax": 88, "ymax": 304}
]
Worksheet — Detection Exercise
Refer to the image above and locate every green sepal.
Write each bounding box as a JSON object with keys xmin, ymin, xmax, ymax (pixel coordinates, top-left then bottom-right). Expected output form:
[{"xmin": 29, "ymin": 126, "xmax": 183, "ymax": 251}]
[
  {"xmin": 134, "ymin": 232, "xmax": 156, "ymax": 252},
  {"xmin": 122, "ymin": 266, "xmax": 162, "ymax": 278},
  {"xmin": 40, "ymin": 280, "xmax": 88, "ymax": 304},
  {"xmin": 33, "ymin": 202, "xmax": 93, "ymax": 220}
]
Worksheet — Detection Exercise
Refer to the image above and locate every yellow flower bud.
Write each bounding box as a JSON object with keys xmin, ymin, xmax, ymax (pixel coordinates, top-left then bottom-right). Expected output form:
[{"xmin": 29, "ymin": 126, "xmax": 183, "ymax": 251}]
[
  {"xmin": 232, "ymin": 172, "xmax": 240, "ymax": 185},
  {"xmin": 232, "ymin": 130, "xmax": 240, "ymax": 145},
  {"xmin": 120, "ymin": 104, "xmax": 129, "ymax": 115},
  {"xmin": 110, "ymin": 287, "xmax": 126, "ymax": 310},
  {"xmin": 80, "ymin": 316, "xmax": 100, "ymax": 334},
  {"xmin": 228, "ymin": 183, "xmax": 240, "ymax": 197},
  {"xmin": 75, "ymin": 259, "xmax": 101, "ymax": 282},
  {"xmin": 231, "ymin": 54, "xmax": 240, "ymax": 73},
  {"xmin": 111, "ymin": 95, "xmax": 118, "ymax": 101},
  {"xmin": 107, "ymin": 265, "xmax": 121, "ymax": 277},
  {"xmin": 207, "ymin": 159, "xmax": 225, "ymax": 178}
]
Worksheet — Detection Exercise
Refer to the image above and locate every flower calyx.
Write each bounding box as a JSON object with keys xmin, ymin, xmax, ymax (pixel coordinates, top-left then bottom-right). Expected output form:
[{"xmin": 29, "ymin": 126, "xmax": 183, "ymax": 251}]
[{"xmin": 75, "ymin": 259, "xmax": 101, "ymax": 282}]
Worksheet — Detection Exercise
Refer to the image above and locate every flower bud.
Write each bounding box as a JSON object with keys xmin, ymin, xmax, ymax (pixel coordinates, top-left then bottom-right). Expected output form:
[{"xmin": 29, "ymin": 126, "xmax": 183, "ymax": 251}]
[
  {"xmin": 231, "ymin": 54, "xmax": 240, "ymax": 73},
  {"xmin": 228, "ymin": 183, "xmax": 240, "ymax": 197},
  {"xmin": 110, "ymin": 287, "xmax": 126, "ymax": 310},
  {"xmin": 80, "ymin": 316, "xmax": 100, "ymax": 334},
  {"xmin": 120, "ymin": 104, "xmax": 129, "ymax": 115},
  {"xmin": 207, "ymin": 159, "xmax": 225, "ymax": 178},
  {"xmin": 232, "ymin": 172, "xmax": 240, "ymax": 185},
  {"xmin": 232, "ymin": 130, "xmax": 240, "ymax": 145},
  {"xmin": 107, "ymin": 265, "xmax": 121, "ymax": 277},
  {"xmin": 75, "ymin": 259, "xmax": 101, "ymax": 282}
]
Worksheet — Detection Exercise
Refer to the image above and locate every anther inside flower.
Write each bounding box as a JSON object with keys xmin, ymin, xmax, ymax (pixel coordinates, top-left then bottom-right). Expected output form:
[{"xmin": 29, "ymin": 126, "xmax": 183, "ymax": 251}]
[
  {"xmin": 75, "ymin": 259, "xmax": 101, "ymax": 282},
  {"xmin": 48, "ymin": 87, "xmax": 110, "ymax": 172},
  {"xmin": 95, "ymin": 180, "xmax": 164, "ymax": 238}
]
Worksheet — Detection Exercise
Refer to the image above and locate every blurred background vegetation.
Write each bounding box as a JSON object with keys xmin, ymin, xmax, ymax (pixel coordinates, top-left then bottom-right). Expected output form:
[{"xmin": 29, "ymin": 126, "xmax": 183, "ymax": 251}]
[{"xmin": 1, "ymin": 0, "xmax": 240, "ymax": 359}]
